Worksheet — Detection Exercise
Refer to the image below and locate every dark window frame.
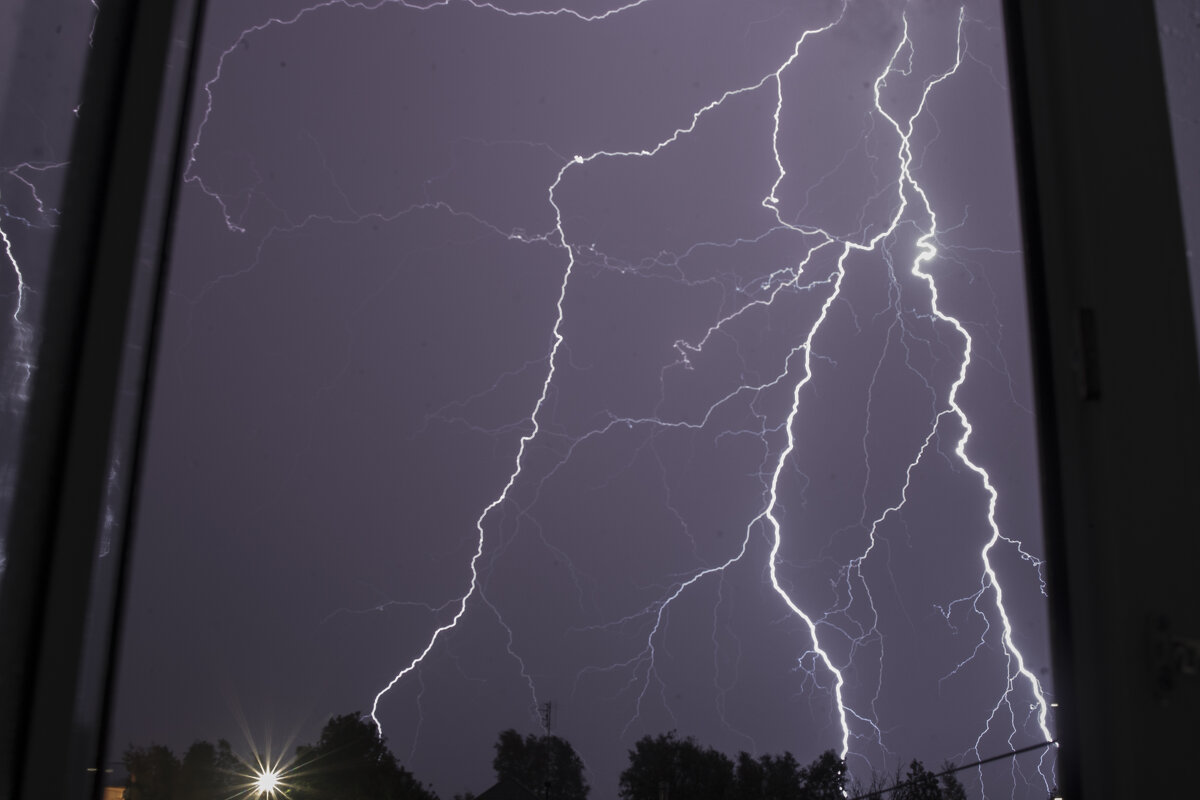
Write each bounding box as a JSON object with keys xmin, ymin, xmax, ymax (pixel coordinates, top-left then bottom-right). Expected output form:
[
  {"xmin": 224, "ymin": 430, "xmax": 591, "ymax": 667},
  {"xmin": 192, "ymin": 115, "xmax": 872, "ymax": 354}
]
[
  {"xmin": 0, "ymin": 1, "xmax": 203, "ymax": 797},
  {"xmin": 1004, "ymin": 2, "xmax": 1199, "ymax": 797}
]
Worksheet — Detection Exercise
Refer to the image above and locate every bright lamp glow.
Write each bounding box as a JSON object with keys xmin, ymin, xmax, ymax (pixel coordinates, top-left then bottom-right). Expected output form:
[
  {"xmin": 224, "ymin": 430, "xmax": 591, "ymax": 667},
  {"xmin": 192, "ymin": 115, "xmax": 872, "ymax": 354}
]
[{"xmin": 253, "ymin": 768, "xmax": 281, "ymax": 796}]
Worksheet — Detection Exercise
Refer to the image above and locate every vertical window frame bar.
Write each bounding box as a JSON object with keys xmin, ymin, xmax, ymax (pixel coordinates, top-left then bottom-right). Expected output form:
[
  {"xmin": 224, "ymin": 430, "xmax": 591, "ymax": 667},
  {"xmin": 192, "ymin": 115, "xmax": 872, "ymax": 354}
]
[
  {"xmin": 1003, "ymin": 2, "xmax": 1199, "ymax": 797},
  {"xmin": 0, "ymin": 0, "xmax": 184, "ymax": 796}
]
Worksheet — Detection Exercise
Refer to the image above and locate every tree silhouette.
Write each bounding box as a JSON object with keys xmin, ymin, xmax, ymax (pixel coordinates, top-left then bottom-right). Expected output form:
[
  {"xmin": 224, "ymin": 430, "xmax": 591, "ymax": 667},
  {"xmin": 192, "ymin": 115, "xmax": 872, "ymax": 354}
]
[
  {"xmin": 621, "ymin": 735, "xmax": 843, "ymax": 800},
  {"xmin": 123, "ymin": 740, "xmax": 240, "ymax": 800},
  {"xmin": 492, "ymin": 729, "xmax": 589, "ymax": 800},
  {"xmin": 613, "ymin": 740, "xmax": 981, "ymax": 800},
  {"xmin": 797, "ymin": 750, "xmax": 846, "ymax": 800},
  {"xmin": 291, "ymin": 712, "xmax": 438, "ymax": 800},
  {"xmin": 124, "ymin": 744, "xmax": 179, "ymax": 800},
  {"xmin": 733, "ymin": 751, "xmax": 805, "ymax": 800},
  {"xmin": 618, "ymin": 732, "xmax": 735, "ymax": 800},
  {"xmin": 936, "ymin": 763, "xmax": 968, "ymax": 800},
  {"xmin": 176, "ymin": 740, "xmax": 239, "ymax": 800},
  {"xmin": 893, "ymin": 760, "xmax": 940, "ymax": 800},
  {"xmin": 121, "ymin": 713, "xmax": 439, "ymax": 800},
  {"xmin": 850, "ymin": 759, "xmax": 968, "ymax": 800}
]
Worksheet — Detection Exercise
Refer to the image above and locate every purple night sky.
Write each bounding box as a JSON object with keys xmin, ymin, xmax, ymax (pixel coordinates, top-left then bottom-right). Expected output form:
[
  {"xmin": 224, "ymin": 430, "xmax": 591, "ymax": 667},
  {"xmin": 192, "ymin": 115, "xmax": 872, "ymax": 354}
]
[{"xmin": 98, "ymin": 0, "xmax": 1056, "ymax": 797}]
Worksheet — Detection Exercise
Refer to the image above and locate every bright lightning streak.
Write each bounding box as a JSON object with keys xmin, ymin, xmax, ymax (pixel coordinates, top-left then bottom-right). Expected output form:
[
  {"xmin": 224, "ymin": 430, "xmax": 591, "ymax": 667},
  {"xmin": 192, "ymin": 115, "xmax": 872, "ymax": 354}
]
[
  {"xmin": 1, "ymin": 162, "xmax": 67, "ymax": 402},
  {"xmin": 186, "ymin": 0, "xmax": 660, "ymax": 233},
  {"xmin": 0, "ymin": 219, "xmax": 27, "ymax": 322},
  {"xmin": 369, "ymin": 150, "xmax": 578, "ymax": 728},
  {"xmin": 366, "ymin": 0, "xmax": 857, "ymax": 743},
  {"xmin": 869, "ymin": 10, "xmax": 1054, "ymax": 782}
]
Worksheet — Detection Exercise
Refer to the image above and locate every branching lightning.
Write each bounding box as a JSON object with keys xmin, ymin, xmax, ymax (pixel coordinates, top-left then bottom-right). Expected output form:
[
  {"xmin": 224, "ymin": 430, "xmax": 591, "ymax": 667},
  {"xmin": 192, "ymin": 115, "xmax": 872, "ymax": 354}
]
[
  {"xmin": 1, "ymin": 161, "xmax": 67, "ymax": 405},
  {"xmin": 183, "ymin": 0, "xmax": 1055, "ymax": 797}
]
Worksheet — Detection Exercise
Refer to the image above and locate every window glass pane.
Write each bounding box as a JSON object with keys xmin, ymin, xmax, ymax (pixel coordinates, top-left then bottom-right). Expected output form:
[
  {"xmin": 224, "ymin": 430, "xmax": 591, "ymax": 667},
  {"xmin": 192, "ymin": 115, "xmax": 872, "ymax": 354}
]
[
  {"xmin": 111, "ymin": 2, "xmax": 1056, "ymax": 798},
  {"xmin": 2, "ymin": 2, "xmax": 206, "ymax": 793},
  {"xmin": 1155, "ymin": 0, "xmax": 1200, "ymax": 345},
  {"xmin": 0, "ymin": 0, "xmax": 96, "ymax": 600}
]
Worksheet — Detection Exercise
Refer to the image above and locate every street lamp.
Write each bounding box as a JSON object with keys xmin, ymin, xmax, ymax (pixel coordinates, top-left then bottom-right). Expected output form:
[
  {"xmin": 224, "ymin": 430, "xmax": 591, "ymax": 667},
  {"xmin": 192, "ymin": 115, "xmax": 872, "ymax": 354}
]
[{"xmin": 252, "ymin": 766, "xmax": 281, "ymax": 797}]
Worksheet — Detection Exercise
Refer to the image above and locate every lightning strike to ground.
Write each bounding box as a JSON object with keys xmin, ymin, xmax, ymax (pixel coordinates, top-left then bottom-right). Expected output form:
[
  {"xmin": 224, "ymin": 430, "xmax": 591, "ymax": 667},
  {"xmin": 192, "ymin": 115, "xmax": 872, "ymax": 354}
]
[{"xmin": 181, "ymin": 0, "xmax": 1055, "ymax": 796}]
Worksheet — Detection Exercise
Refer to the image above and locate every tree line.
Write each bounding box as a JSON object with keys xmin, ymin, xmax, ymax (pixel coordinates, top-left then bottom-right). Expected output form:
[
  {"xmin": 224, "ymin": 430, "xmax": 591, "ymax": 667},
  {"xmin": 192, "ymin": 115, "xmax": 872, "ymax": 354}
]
[
  {"xmin": 612, "ymin": 731, "xmax": 969, "ymax": 800},
  {"xmin": 121, "ymin": 713, "xmax": 975, "ymax": 800},
  {"xmin": 122, "ymin": 713, "xmax": 437, "ymax": 800}
]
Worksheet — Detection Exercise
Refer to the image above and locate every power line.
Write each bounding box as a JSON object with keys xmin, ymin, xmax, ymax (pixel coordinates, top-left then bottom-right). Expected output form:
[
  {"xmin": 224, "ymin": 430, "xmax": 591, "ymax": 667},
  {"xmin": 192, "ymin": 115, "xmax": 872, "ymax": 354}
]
[{"xmin": 846, "ymin": 740, "xmax": 1057, "ymax": 800}]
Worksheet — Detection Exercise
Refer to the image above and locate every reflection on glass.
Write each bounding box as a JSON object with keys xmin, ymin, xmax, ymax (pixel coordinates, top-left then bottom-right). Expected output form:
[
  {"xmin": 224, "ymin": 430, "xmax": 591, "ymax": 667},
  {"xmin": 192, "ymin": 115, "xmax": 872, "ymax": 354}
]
[
  {"xmin": 2, "ymin": 4, "xmax": 207, "ymax": 794},
  {"xmin": 112, "ymin": 2, "xmax": 1056, "ymax": 799},
  {"xmin": 1154, "ymin": 0, "xmax": 1200, "ymax": 343},
  {"xmin": 0, "ymin": 0, "xmax": 96, "ymax": 595}
]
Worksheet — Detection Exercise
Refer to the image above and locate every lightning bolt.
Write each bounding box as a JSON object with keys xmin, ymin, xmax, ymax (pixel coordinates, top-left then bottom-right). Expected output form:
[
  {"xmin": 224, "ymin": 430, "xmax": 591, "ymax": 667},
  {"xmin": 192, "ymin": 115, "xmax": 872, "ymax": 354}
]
[
  {"xmin": 1, "ymin": 162, "xmax": 68, "ymax": 406},
  {"xmin": 185, "ymin": 1, "xmax": 1054, "ymax": 797},
  {"xmin": 865, "ymin": 11, "xmax": 1054, "ymax": 787},
  {"xmin": 0, "ymin": 216, "xmax": 28, "ymax": 324}
]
